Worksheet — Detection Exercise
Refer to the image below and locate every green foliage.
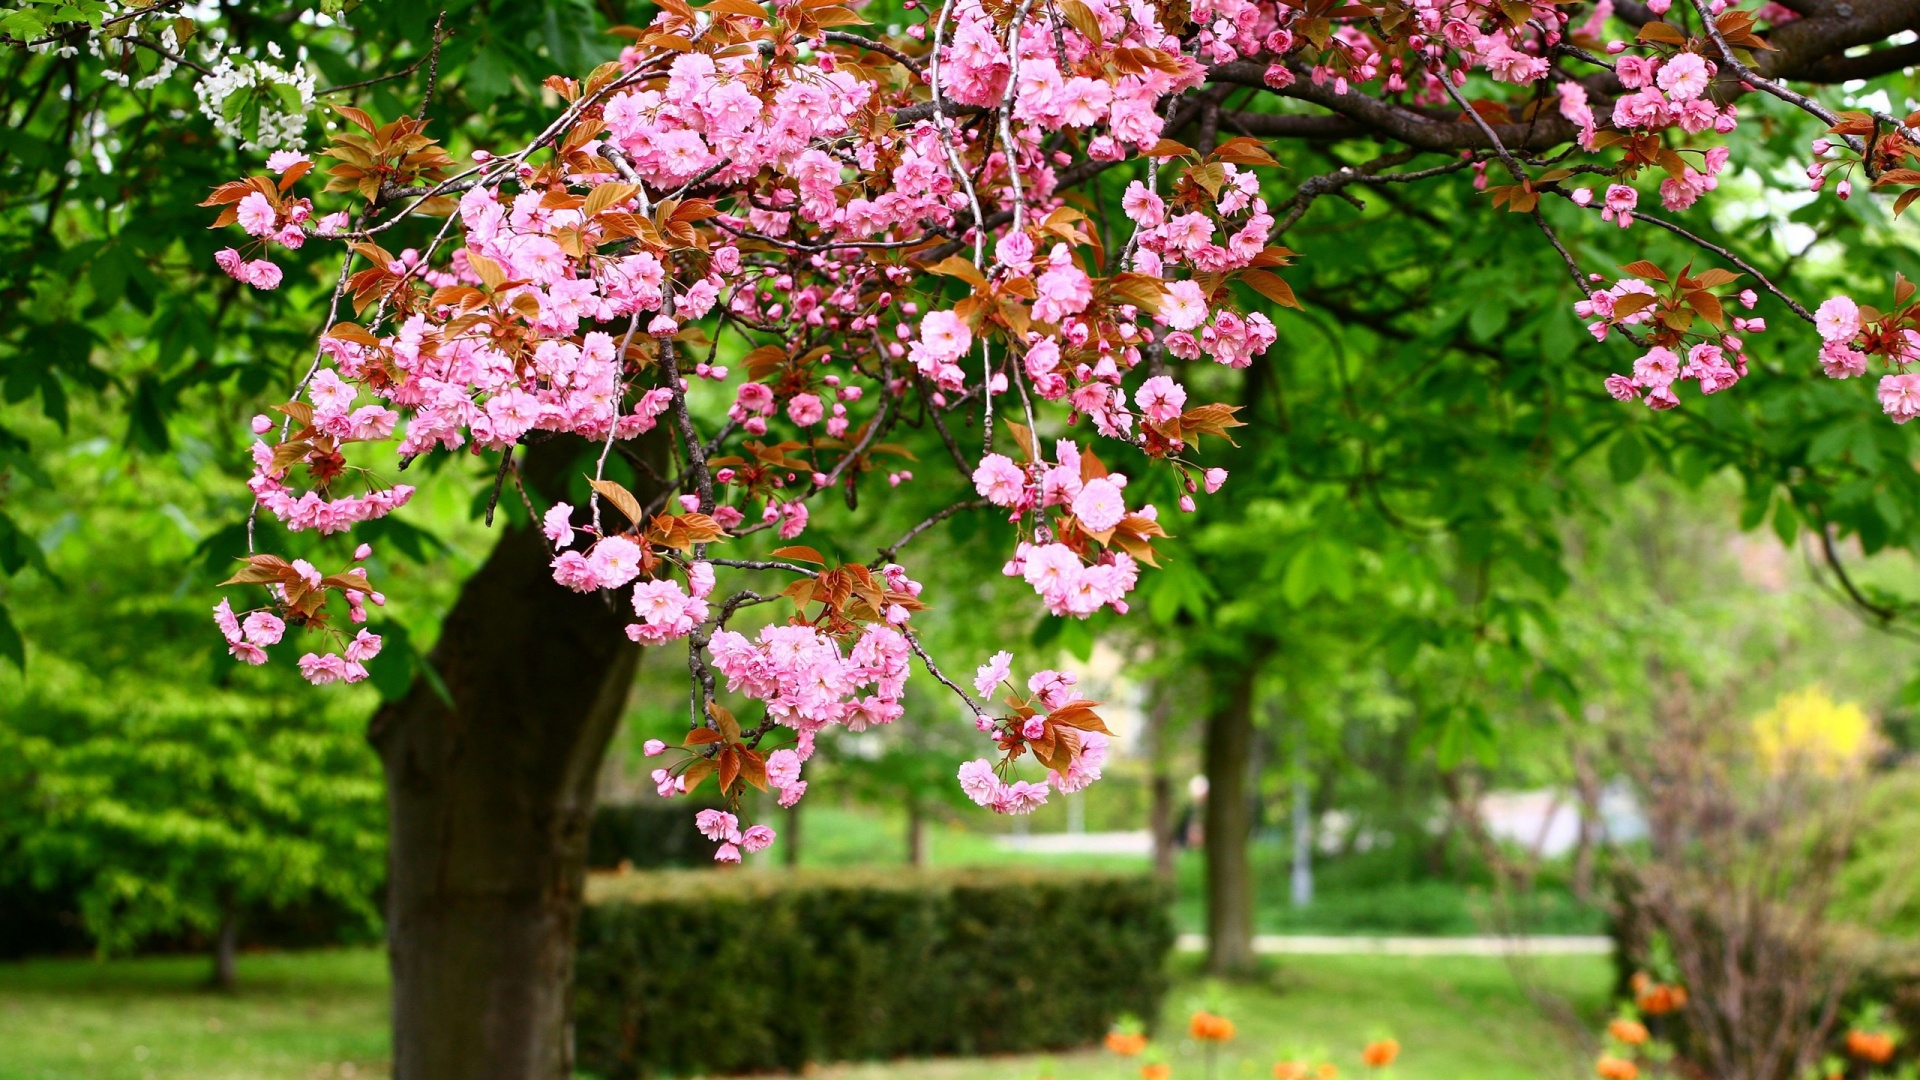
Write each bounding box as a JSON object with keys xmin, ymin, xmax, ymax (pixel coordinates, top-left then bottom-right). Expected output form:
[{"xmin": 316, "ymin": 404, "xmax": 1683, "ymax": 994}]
[
  {"xmin": 586, "ymin": 800, "xmax": 727, "ymax": 871},
  {"xmin": 1831, "ymin": 768, "xmax": 1920, "ymax": 940},
  {"xmin": 575, "ymin": 868, "xmax": 1175, "ymax": 1077},
  {"xmin": 0, "ymin": 653, "xmax": 385, "ymax": 956}
]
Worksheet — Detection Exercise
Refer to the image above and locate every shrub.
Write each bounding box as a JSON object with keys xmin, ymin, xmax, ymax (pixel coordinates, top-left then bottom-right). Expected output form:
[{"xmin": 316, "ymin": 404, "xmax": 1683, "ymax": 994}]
[
  {"xmin": 575, "ymin": 867, "xmax": 1175, "ymax": 1077},
  {"xmin": 587, "ymin": 801, "xmax": 726, "ymax": 871}
]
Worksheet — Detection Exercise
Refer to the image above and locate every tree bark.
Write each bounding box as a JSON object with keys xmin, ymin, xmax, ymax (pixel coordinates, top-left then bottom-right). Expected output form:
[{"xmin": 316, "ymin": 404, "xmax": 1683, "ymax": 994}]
[
  {"xmin": 1204, "ymin": 664, "xmax": 1260, "ymax": 977},
  {"xmin": 368, "ymin": 437, "xmax": 649, "ymax": 1080},
  {"xmin": 1146, "ymin": 684, "xmax": 1176, "ymax": 884},
  {"xmin": 906, "ymin": 794, "xmax": 926, "ymax": 867},
  {"xmin": 210, "ymin": 903, "xmax": 238, "ymax": 991}
]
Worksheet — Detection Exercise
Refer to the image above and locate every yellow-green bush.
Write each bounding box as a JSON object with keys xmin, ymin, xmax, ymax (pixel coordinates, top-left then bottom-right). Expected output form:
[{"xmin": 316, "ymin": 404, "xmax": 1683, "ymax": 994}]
[{"xmin": 575, "ymin": 867, "xmax": 1174, "ymax": 1078}]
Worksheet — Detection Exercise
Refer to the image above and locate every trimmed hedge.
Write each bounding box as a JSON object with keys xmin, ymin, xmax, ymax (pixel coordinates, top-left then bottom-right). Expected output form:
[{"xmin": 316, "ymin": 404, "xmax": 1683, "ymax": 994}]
[
  {"xmin": 587, "ymin": 801, "xmax": 726, "ymax": 871},
  {"xmin": 575, "ymin": 867, "xmax": 1175, "ymax": 1078}
]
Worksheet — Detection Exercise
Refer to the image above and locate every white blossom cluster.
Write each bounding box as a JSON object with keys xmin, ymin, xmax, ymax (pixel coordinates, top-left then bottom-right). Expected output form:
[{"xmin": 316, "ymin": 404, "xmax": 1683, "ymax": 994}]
[{"xmin": 191, "ymin": 38, "xmax": 316, "ymax": 151}]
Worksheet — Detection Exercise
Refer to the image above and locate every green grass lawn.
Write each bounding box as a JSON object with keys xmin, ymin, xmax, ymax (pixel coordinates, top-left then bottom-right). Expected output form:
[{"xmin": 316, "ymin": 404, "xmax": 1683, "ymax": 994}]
[
  {"xmin": 786, "ymin": 804, "xmax": 1606, "ymax": 937},
  {"xmin": 0, "ymin": 948, "xmax": 1611, "ymax": 1080},
  {"xmin": 0, "ymin": 949, "xmax": 387, "ymax": 1080}
]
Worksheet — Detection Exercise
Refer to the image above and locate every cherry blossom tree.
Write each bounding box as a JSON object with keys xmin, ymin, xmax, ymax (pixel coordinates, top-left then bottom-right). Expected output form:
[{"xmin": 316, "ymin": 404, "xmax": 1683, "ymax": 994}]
[{"xmin": 8, "ymin": 0, "xmax": 1920, "ymax": 1074}]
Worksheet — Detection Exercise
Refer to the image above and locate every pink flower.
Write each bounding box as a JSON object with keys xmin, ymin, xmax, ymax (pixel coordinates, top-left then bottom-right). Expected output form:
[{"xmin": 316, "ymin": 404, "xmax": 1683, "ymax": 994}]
[
  {"xmin": 1880, "ymin": 373, "xmax": 1920, "ymax": 423},
  {"xmin": 643, "ymin": 739, "xmax": 667, "ymax": 757},
  {"xmin": 787, "ymin": 393, "xmax": 825, "ymax": 426},
  {"xmin": 237, "ymin": 192, "xmax": 278, "ymax": 237},
  {"xmin": 651, "ymin": 768, "xmax": 687, "ymax": 798},
  {"xmin": 994, "ymin": 778, "xmax": 1050, "ymax": 814},
  {"xmin": 972, "ymin": 453, "xmax": 1026, "ymax": 506},
  {"xmin": 974, "ymin": 649, "xmax": 1013, "ymax": 696},
  {"xmin": 915, "ymin": 310, "xmax": 972, "ymax": 363},
  {"xmin": 767, "ymin": 748, "xmax": 803, "ymax": 788},
  {"xmin": 1815, "ymin": 296, "xmax": 1861, "ymax": 342},
  {"xmin": 696, "ymin": 809, "xmax": 741, "ymax": 842},
  {"xmin": 740, "ymin": 825, "xmax": 775, "ymax": 853},
  {"xmin": 958, "ymin": 758, "xmax": 1000, "ymax": 806},
  {"xmin": 1161, "ymin": 280, "xmax": 1208, "ymax": 331},
  {"xmin": 1616, "ymin": 55, "xmax": 1656, "ymax": 88},
  {"xmin": 213, "ymin": 598, "xmax": 243, "ymax": 643},
  {"xmin": 776, "ymin": 500, "xmax": 809, "ymax": 540},
  {"xmin": 1601, "ymin": 184, "xmax": 1638, "ymax": 228},
  {"xmin": 266, "ymin": 150, "xmax": 309, "ymax": 174},
  {"xmin": 688, "ymin": 561, "xmax": 715, "ymax": 599},
  {"xmin": 1203, "ymin": 468, "xmax": 1228, "ymax": 494},
  {"xmin": 1071, "ymin": 477, "xmax": 1127, "ymax": 533},
  {"xmin": 1134, "ymin": 375, "xmax": 1187, "ymax": 423},
  {"xmin": 1604, "ymin": 374, "xmax": 1640, "ymax": 401},
  {"xmin": 298, "ymin": 652, "xmax": 348, "ymax": 685},
  {"xmin": 550, "ymin": 551, "xmax": 599, "ymax": 591},
  {"xmin": 1633, "ymin": 346, "xmax": 1682, "ymax": 388},
  {"xmin": 587, "ymin": 536, "xmax": 644, "ymax": 588},
  {"xmin": 543, "ymin": 502, "xmax": 576, "ymax": 548},
  {"xmin": 713, "ymin": 842, "xmax": 742, "ymax": 863},
  {"xmin": 1655, "ymin": 53, "xmax": 1712, "ymax": 101},
  {"xmin": 291, "ymin": 558, "xmax": 324, "ymax": 589},
  {"xmin": 777, "ymin": 780, "xmax": 808, "ymax": 808},
  {"xmin": 1122, "ymin": 181, "xmax": 1166, "ymax": 227},
  {"xmin": 345, "ymin": 628, "xmax": 383, "ymax": 662},
  {"xmin": 243, "ymin": 260, "xmax": 283, "ymax": 290},
  {"xmin": 1820, "ymin": 340, "xmax": 1869, "ymax": 379},
  {"xmin": 240, "ymin": 611, "xmax": 284, "ymax": 641}
]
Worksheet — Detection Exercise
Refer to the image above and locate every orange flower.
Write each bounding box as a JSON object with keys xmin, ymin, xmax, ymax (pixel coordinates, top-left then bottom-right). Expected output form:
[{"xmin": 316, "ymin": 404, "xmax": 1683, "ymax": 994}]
[
  {"xmin": 1143, "ymin": 1064, "xmax": 1173, "ymax": 1080},
  {"xmin": 1362, "ymin": 1040, "xmax": 1400, "ymax": 1067},
  {"xmin": 1274, "ymin": 1062, "xmax": 1309, "ymax": 1080},
  {"xmin": 1189, "ymin": 1011, "xmax": 1236, "ymax": 1042},
  {"xmin": 1636, "ymin": 982, "xmax": 1685, "ymax": 1016},
  {"xmin": 1608, "ymin": 1019, "xmax": 1650, "ymax": 1046},
  {"xmin": 1316, "ymin": 1063, "xmax": 1340, "ymax": 1080},
  {"xmin": 1846, "ymin": 1030, "xmax": 1897, "ymax": 1065},
  {"xmin": 1596, "ymin": 1055, "xmax": 1640, "ymax": 1080},
  {"xmin": 1107, "ymin": 1032, "xmax": 1150, "ymax": 1056}
]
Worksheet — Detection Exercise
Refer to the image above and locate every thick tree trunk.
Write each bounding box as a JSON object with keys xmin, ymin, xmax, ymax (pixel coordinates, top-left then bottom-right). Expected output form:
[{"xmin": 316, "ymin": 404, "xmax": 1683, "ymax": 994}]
[
  {"xmin": 1204, "ymin": 666, "xmax": 1259, "ymax": 977},
  {"xmin": 368, "ymin": 439, "xmax": 647, "ymax": 1080}
]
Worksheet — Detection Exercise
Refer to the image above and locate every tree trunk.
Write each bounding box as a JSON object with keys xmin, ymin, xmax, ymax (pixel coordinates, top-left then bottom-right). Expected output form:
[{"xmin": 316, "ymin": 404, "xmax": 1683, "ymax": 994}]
[
  {"xmin": 1289, "ymin": 713, "xmax": 1313, "ymax": 909},
  {"xmin": 1204, "ymin": 665, "xmax": 1259, "ymax": 977},
  {"xmin": 906, "ymin": 795, "xmax": 926, "ymax": 867},
  {"xmin": 210, "ymin": 903, "xmax": 238, "ymax": 991},
  {"xmin": 784, "ymin": 800, "xmax": 801, "ymax": 867},
  {"xmin": 1146, "ymin": 683, "xmax": 1176, "ymax": 883},
  {"xmin": 368, "ymin": 438, "xmax": 649, "ymax": 1080}
]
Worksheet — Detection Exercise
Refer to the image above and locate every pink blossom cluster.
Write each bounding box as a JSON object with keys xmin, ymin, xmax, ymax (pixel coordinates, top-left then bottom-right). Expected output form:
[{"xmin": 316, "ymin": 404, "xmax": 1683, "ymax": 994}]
[
  {"xmin": 693, "ymin": 809, "xmax": 775, "ymax": 863},
  {"xmin": 1813, "ymin": 295, "xmax": 1920, "ymax": 422},
  {"xmin": 212, "ymin": 544, "xmax": 386, "ymax": 684},
  {"xmin": 973, "ymin": 439, "xmax": 1148, "ymax": 617},
  {"xmin": 958, "ymin": 658, "xmax": 1109, "ymax": 810},
  {"xmin": 211, "ymin": 152, "xmax": 315, "ymax": 289},
  {"xmin": 707, "ymin": 616, "xmax": 914, "ymax": 734},
  {"xmin": 1575, "ymin": 274, "xmax": 1766, "ymax": 410},
  {"xmin": 1805, "ymin": 137, "xmax": 1857, "ymax": 199}
]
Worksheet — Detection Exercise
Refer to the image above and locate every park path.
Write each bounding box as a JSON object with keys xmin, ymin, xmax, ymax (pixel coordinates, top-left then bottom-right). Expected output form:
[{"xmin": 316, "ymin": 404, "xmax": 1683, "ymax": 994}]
[{"xmin": 1173, "ymin": 933, "xmax": 1613, "ymax": 956}]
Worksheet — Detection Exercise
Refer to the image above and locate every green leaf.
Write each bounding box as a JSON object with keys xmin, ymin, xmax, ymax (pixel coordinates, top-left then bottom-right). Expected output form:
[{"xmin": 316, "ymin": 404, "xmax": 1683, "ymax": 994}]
[
  {"xmin": 0, "ymin": 10, "xmax": 51, "ymax": 38},
  {"xmin": 0, "ymin": 509, "xmax": 55, "ymax": 581},
  {"xmin": 0, "ymin": 602, "xmax": 21, "ymax": 671},
  {"xmin": 1608, "ymin": 432, "xmax": 1646, "ymax": 483},
  {"xmin": 1772, "ymin": 497, "xmax": 1800, "ymax": 547}
]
